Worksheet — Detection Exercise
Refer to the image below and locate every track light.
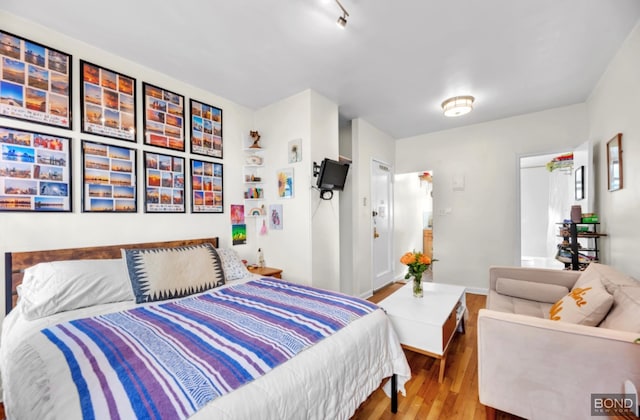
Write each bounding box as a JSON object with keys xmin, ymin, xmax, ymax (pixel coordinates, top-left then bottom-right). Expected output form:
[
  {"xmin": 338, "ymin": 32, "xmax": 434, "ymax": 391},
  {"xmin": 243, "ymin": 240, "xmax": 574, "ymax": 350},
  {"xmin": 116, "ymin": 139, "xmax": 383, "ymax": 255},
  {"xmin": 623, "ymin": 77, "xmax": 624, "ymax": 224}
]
[{"xmin": 335, "ymin": 0, "xmax": 349, "ymax": 28}]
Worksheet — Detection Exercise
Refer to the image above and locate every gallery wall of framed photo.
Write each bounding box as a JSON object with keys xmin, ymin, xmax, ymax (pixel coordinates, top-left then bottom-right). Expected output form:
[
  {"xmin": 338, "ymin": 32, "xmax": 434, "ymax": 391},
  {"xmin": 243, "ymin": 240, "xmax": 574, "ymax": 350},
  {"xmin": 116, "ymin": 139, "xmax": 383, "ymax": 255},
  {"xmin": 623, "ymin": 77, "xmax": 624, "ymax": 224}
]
[{"xmin": 0, "ymin": 27, "xmax": 237, "ymax": 217}]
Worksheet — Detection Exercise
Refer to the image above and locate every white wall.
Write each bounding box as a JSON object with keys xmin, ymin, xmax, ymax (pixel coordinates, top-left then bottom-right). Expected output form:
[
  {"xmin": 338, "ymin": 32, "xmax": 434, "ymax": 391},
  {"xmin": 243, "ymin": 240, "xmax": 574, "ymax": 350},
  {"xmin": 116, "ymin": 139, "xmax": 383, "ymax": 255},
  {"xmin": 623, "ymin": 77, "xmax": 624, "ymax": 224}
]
[
  {"xmin": 350, "ymin": 118, "xmax": 396, "ymax": 297},
  {"xmin": 587, "ymin": 21, "xmax": 640, "ymax": 278},
  {"xmin": 253, "ymin": 89, "xmax": 341, "ymax": 290},
  {"xmin": 520, "ymin": 165, "xmax": 550, "ymax": 257},
  {"xmin": 339, "ymin": 121, "xmax": 354, "ymax": 294},
  {"xmin": 395, "ymin": 104, "xmax": 589, "ymax": 292},
  {"xmin": 253, "ymin": 91, "xmax": 312, "ymax": 282},
  {"xmin": 0, "ymin": 11, "xmax": 256, "ymax": 315}
]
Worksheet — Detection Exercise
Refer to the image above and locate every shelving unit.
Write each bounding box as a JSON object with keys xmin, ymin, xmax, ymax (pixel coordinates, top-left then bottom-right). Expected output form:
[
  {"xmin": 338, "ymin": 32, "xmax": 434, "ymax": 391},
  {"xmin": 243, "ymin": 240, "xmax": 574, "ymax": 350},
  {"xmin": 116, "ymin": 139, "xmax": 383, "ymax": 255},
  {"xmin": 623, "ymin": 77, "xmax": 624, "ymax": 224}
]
[
  {"xmin": 243, "ymin": 148, "xmax": 265, "ymax": 218},
  {"xmin": 556, "ymin": 222, "xmax": 607, "ymax": 270}
]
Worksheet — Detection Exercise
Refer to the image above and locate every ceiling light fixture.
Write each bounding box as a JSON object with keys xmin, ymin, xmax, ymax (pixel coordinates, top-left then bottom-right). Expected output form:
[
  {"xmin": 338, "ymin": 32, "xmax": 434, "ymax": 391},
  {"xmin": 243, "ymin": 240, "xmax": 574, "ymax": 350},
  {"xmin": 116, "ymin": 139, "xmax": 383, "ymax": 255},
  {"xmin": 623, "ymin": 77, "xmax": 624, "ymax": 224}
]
[
  {"xmin": 335, "ymin": 0, "xmax": 349, "ymax": 28},
  {"xmin": 441, "ymin": 95, "xmax": 475, "ymax": 117}
]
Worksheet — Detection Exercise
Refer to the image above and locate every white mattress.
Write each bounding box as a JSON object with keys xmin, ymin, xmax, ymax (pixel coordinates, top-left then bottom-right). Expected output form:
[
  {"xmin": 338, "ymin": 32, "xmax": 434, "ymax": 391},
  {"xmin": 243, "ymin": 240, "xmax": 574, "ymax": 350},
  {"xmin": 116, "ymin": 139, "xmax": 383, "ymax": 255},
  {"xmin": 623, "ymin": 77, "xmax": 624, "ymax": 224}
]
[{"xmin": 0, "ymin": 277, "xmax": 411, "ymax": 419}]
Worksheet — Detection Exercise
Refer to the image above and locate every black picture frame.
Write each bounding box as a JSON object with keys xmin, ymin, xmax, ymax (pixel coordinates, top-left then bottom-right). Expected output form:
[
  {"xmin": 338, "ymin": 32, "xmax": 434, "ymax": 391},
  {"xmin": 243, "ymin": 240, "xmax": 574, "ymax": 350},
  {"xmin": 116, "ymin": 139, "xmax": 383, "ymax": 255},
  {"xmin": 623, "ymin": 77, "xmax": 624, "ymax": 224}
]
[
  {"xmin": 607, "ymin": 133, "xmax": 623, "ymax": 191},
  {"xmin": 81, "ymin": 140, "xmax": 137, "ymax": 212},
  {"xmin": 575, "ymin": 165, "xmax": 584, "ymax": 201},
  {"xmin": 0, "ymin": 30, "xmax": 72, "ymax": 130},
  {"xmin": 0, "ymin": 126, "xmax": 72, "ymax": 212},
  {"xmin": 189, "ymin": 99, "xmax": 223, "ymax": 159},
  {"xmin": 142, "ymin": 82, "xmax": 185, "ymax": 152},
  {"xmin": 80, "ymin": 60, "xmax": 137, "ymax": 142},
  {"xmin": 143, "ymin": 151, "xmax": 185, "ymax": 213},
  {"xmin": 190, "ymin": 158, "xmax": 223, "ymax": 213}
]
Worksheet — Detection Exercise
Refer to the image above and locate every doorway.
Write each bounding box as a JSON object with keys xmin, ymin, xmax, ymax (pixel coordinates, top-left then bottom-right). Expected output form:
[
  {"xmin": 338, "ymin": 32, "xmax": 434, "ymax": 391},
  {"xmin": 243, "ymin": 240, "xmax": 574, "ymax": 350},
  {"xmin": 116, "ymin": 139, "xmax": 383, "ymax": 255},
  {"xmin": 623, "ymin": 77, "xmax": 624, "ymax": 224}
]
[
  {"xmin": 519, "ymin": 142, "xmax": 591, "ymax": 269},
  {"xmin": 393, "ymin": 171, "xmax": 434, "ymax": 281},
  {"xmin": 371, "ymin": 159, "xmax": 394, "ymax": 290}
]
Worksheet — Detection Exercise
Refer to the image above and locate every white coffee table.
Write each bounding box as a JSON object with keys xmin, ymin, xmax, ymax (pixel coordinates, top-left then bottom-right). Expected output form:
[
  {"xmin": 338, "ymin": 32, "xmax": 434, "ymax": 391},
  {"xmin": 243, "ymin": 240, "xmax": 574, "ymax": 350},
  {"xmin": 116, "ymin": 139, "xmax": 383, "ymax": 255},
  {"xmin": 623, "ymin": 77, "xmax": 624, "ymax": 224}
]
[{"xmin": 378, "ymin": 281, "xmax": 467, "ymax": 382}]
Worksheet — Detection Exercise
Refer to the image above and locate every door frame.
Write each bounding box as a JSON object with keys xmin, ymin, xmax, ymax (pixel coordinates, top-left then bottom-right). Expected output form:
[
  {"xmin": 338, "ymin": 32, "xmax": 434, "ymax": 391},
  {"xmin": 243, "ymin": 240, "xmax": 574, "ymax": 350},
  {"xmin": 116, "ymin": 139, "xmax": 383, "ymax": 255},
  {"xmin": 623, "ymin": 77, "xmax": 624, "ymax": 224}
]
[{"xmin": 370, "ymin": 157, "xmax": 395, "ymax": 291}]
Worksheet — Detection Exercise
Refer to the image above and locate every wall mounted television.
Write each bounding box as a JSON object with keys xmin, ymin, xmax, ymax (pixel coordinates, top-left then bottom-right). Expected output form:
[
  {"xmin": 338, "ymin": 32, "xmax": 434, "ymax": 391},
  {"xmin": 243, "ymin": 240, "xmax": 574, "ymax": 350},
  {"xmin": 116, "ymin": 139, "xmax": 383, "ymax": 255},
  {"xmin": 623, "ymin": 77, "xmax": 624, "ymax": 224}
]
[{"xmin": 316, "ymin": 158, "xmax": 350, "ymax": 191}]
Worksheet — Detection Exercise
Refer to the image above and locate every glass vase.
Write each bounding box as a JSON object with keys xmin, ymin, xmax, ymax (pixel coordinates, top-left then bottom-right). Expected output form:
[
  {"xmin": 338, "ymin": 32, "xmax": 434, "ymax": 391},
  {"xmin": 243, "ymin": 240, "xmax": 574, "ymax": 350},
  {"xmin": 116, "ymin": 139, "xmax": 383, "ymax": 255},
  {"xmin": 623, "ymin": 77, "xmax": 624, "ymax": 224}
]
[{"xmin": 412, "ymin": 274, "xmax": 423, "ymax": 298}]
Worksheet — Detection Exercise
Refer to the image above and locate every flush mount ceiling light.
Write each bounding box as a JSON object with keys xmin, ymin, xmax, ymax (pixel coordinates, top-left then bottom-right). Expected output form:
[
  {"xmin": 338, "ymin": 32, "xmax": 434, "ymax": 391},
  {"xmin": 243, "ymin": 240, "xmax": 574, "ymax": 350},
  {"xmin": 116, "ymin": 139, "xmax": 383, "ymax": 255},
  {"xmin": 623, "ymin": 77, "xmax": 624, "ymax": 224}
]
[
  {"xmin": 335, "ymin": 0, "xmax": 349, "ymax": 28},
  {"xmin": 441, "ymin": 95, "xmax": 475, "ymax": 117}
]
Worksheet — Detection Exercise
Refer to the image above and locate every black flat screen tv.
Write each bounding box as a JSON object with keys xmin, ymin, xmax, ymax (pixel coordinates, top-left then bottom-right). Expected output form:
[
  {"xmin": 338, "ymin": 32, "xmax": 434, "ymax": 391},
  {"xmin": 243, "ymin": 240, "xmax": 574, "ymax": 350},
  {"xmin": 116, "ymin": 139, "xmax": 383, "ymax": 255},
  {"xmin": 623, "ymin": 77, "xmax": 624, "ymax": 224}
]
[{"xmin": 316, "ymin": 158, "xmax": 350, "ymax": 191}]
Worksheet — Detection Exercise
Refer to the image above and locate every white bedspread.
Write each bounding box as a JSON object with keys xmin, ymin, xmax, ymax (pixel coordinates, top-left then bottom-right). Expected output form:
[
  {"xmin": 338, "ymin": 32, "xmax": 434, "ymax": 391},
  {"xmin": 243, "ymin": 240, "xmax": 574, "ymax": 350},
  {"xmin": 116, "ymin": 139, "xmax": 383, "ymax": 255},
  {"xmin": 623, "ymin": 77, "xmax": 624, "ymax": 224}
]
[{"xmin": 1, "ymin": 278, "xmax": 411, "ymax": 419}]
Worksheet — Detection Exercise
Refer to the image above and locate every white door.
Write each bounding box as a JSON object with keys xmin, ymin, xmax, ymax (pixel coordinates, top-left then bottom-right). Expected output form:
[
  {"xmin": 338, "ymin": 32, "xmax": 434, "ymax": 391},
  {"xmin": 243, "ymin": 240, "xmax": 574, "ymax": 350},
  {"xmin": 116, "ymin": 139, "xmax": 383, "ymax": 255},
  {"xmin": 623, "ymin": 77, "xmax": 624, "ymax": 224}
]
[{"xmin": 371, "ymin": 159, "xmax": 394, "ymax": 290}]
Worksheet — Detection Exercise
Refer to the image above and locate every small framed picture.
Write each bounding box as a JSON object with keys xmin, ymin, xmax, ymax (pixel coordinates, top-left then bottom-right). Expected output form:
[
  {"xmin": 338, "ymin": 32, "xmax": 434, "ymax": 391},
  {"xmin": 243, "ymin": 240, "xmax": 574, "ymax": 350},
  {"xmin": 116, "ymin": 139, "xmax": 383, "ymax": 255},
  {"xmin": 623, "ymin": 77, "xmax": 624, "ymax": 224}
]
[
  {"xmin": 190, "ymin": 158, "xmax": 223, "ymax": 213},
  {"xmin": 0, "ymin": 126, "xmax": 72, "ymax": 212},
  {"xmin": 277, "ymin": 167, "xmax": 294, "ymax": 198},
  {"xmin": 143, "ymin": 151, "xmax": 185, "ymax": 213},
  {"xmin": 142, "ymin": 82, "xmax": 185, "ymax": 151},
  {"xmin": 80, "ymin": 61, "xmax": 137, "ymax": 142},
  {"xmin": 574, "ymin": 165, "xmax": 584, "ymax": 201},
  {"xmin": 190, "ymin": 99, "xmax": 223, "ymax": 159},
  {"xmin": 606, "ymin": 133, "xmax": 623, "ymax": 191},
  {"xmin": 82, "ymin": 140, "xmax": 137, "ymax": 212},
  {"xmin": 0, "ymin": 30, "xmax": 72, "ymax": 129}
]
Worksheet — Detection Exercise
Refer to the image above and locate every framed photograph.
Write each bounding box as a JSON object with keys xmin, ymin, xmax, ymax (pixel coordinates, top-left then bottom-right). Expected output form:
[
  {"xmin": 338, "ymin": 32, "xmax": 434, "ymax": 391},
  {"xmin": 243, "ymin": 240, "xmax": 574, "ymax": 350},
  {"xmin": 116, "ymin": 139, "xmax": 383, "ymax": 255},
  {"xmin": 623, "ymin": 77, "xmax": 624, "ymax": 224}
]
[
  {"xmin": 0, "ymin": 30, "xmax": 72, "ymax": 129},
  {"xmin": 277, "ymin": 167, "xmax": 294, "ymax": 198},
  {"xmin": 82, "ymin": 140, "xmax": 137, "ymax": 212},
  {"xmin": 190, "ymin": 158, "xmax": 223, "ymax": 213},
  {"xmin": 574, "ymin": 165, "xmax": 584, "ymax": 201},
  {"xmin": 143, "ymin": 151, "xmax": 185, "ymax": 213},
  {"xmin": 607, "ymin": 133, "xmax": 623, "ymax": 191},
  {"xmin": 80, "ymin": 61, "xmax": 137, "ymax": 142},
  {"xmin": 0, "ymin": 126, "xmax": 71, "ymax": 211},
  {"xmin": 190, "ymin": 99, "xmax": 223, "ymax": 158},
  {"xmin": 142, "ymin": 82, "xmax": 185, "ymax": 151},
  {"xmin": 288, "ymin": 138, "xmax": 301, "ymax": 163}
]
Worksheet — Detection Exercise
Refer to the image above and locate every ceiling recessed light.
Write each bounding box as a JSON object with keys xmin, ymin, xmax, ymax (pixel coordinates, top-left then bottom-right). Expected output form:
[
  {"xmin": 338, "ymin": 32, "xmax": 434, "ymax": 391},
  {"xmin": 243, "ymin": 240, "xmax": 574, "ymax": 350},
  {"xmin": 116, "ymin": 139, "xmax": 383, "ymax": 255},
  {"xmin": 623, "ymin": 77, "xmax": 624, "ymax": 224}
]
[{"xmin": 441, "ymin": 95, "xmax": 475, "ymax": 117}]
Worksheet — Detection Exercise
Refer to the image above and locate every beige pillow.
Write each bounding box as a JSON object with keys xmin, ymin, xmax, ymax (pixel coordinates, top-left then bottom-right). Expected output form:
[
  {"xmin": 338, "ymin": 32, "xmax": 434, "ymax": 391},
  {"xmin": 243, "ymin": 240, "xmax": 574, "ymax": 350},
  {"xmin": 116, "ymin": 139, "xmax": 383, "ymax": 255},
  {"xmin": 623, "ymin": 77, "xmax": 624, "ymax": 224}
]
[
  {"xmin": 598, "ymin": 286, "xmax": 640, "ymax": 333},
  {"xmin": 496, "ymin": 277, "xmax": 569, "ymax": 304},
  {"xmin": 549, "ymin": 279, "xmax": 613, "ymax": 326},
  {"xmin": 574, "ymin": 263, "xmax": 638, "ymax": 294}
]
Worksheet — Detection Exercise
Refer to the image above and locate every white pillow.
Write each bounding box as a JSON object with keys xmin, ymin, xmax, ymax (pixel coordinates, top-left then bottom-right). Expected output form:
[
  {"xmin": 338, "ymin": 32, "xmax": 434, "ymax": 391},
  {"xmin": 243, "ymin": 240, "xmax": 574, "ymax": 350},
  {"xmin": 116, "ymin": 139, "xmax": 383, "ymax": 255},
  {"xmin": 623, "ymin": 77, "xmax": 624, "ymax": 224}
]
[
  {"xmin": 217, "ymin": 248, "xmax": 251, "ymax": 280},
  {"xmin": 19, "ymin": 259, "xmax": 134, "ymax": 320},
  {"xmin": 496, "ymin": 277, "xmax": 569, "ymax": 303},
  {"xmin": 122, "ymin": 243, "xmax": 225, "ymax": 303},
  {"xmin": 549, "ymin": 278, "xmax": 613, "ymax": 326}
]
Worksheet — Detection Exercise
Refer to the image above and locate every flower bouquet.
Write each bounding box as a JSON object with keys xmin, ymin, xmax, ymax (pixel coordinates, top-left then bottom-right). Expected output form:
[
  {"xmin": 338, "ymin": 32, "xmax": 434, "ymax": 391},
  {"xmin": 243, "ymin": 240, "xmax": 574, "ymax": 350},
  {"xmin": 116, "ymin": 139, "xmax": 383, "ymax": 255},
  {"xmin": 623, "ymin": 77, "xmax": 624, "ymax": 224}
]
[{"xmin": 400, "ymin": 251, "xmax": 433, "ymax": 297}]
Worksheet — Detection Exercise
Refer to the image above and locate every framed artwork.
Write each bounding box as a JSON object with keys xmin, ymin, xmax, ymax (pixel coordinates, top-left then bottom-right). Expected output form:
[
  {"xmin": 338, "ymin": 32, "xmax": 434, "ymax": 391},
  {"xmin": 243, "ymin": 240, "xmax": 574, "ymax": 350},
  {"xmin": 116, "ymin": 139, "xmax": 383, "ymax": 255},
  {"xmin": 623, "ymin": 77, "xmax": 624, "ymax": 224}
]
[
  {"xmin": 190, "ymin": 158, "xmax": 223, "ymax": 213},
  {"xmin": 80, "ymin": 61, "xmax": 137, "ymax": 142},
  {"xmin": 190, "ymin": 99, "xmax": 223, "ymax": 158},
  {"xmin": 82, "ymin": 140, "xmax": 137, "ymax": 212},
  {"xmin": 574, "ymin": 165, "xmax": 584, "ymax": 201},
  {"xmin": 0, "ymin": 126, "xmax": 71, "ymax": 211},
  {"xmin": 288, "ymin": 138, "xmax": 301, "ymax": 163},
  {"xmin": 277, "ymin": 167, "xmax": 294, "ymax": 198},
  {"xmin": 0, "ymin": 30, "xmax": 72, "ymax": 129},
  {"xmin": 142, "ymin": 82, "xmax": 185, "ymax": 151},
  {"xmin": 607, "ymin": 133, "xmax": 623, "ymax": 192},
  {"xmin": 143, "ymin": 151, "xmax": 185, "ymax": 213}
]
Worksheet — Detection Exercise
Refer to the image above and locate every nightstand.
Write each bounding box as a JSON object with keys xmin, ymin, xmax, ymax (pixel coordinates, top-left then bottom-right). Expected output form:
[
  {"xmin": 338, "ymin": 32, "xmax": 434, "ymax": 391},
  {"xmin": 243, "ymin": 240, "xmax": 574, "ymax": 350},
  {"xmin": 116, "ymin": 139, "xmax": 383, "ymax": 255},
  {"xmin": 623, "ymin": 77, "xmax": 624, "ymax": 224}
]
[{"xmin": 247, "ymin": 266, "xmax": 283, "ymax": 279}]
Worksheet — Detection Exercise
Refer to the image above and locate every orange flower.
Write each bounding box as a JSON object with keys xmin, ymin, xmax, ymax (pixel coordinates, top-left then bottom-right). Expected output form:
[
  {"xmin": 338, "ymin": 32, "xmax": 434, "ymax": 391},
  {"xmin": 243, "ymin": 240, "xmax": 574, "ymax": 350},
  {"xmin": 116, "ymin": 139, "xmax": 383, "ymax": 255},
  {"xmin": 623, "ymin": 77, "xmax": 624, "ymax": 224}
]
[
  {"xmin": 419, "ymin": 254, "xmax": 431, "ymax": 265},
  {"xmin": 400, "ymin": 252, "xmax": 416, "ymax": 265}
]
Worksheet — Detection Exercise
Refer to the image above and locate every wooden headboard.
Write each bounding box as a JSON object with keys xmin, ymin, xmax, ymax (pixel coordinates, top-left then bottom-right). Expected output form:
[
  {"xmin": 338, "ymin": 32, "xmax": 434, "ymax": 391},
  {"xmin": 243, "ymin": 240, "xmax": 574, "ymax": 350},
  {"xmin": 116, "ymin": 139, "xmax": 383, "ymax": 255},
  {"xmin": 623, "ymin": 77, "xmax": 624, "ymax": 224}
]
[{"xmin": 4, "ymin": 237, "xmax": 219, "ymax": 314}]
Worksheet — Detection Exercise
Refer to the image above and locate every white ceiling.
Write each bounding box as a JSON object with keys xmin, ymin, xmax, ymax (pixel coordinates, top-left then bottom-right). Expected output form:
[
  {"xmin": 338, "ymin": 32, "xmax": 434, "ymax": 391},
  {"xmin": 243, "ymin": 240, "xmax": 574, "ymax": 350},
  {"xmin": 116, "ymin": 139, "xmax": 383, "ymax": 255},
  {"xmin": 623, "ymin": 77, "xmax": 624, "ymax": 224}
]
[{"xmin": 2, "ymin": 0, "xmax": 640, "ymax": 139}]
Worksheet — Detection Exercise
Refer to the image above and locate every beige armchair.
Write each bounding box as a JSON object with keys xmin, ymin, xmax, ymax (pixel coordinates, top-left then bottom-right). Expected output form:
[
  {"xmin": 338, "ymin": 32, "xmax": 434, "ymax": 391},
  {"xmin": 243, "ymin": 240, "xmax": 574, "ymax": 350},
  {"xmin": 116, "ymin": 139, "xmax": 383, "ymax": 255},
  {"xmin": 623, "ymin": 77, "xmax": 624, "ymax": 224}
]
[{"xmin": 478, "ymin": 264, "xmax": 640, "ymax": 420}]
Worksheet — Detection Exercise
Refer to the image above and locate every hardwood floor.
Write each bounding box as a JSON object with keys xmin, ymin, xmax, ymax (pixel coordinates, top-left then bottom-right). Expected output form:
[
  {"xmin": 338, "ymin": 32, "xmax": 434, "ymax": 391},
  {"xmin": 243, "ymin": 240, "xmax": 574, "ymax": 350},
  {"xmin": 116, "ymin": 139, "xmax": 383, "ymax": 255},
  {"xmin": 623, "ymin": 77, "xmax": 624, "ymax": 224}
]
[{"xmin": 351, "ymin": 282, "xmax": 524, "ymax": 420}]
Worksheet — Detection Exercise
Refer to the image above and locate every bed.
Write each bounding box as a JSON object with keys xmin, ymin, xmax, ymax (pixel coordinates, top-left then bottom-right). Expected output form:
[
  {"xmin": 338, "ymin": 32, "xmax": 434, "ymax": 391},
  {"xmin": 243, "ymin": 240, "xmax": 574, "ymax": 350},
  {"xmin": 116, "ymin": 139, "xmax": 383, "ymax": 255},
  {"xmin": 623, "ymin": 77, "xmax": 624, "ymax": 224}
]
[{"xmin": 1, "ymin": 237, "xmax": 410, "ymax": 419}]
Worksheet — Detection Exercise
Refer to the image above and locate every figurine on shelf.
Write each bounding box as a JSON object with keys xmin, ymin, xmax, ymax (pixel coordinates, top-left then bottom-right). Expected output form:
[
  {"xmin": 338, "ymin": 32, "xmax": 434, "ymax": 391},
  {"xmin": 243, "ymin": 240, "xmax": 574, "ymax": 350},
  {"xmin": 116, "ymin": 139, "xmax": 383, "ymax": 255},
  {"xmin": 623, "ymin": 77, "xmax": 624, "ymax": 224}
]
[{"xmin": 249, "ymin": 130, "xmax": 262, "ymax": 149}]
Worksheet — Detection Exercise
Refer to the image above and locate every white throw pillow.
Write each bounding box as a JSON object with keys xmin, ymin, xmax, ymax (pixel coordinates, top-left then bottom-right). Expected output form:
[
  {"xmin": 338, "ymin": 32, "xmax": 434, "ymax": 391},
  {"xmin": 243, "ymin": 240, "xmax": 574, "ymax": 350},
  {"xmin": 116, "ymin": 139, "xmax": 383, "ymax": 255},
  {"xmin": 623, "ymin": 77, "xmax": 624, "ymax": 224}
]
[
  {"xmin": 496, "ymin": 277, "xmax": 569, "ymax": 304},
  {"xmin": 549, "ymin": 278, "xmax": 613, "ymax": 326},
  {"xmin": 217, "ymin": 248, "xmax": 251, "ymax": 280},
  {"xmin": 19, "ymin": 259, "xmax": 134, "ymax": 320},
  {"xmin": 122, "ymin": 243, "xmax": 225, "ymax": 303}
]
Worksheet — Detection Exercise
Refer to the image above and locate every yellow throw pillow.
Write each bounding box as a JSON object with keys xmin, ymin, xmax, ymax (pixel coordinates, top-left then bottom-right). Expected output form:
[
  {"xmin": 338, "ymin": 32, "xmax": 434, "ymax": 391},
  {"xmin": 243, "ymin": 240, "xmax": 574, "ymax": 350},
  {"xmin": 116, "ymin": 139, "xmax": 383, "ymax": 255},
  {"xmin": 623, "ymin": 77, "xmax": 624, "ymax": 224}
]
[{"xmin": 549, "ymin": 279, "xmax": 613, "ymax": 326}]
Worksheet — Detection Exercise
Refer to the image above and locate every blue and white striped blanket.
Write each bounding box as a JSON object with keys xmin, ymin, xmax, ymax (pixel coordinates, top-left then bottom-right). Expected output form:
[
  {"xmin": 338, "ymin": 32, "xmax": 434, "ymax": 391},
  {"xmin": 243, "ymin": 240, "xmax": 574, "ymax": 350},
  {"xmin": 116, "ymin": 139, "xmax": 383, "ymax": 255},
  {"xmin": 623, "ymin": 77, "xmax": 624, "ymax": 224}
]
[{"xmin": 42, "ymin": 278, "xmax": 379, "ymax": 419}]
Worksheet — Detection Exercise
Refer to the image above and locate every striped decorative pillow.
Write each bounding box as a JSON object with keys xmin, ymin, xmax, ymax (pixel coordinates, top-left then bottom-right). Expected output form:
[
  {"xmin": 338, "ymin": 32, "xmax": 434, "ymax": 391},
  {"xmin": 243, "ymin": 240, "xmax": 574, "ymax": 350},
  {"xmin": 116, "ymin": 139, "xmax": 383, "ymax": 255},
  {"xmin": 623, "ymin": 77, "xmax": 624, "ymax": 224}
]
[{"xmin": 122, "ymin": 243, "xmax": 225, "ymax": 303}]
